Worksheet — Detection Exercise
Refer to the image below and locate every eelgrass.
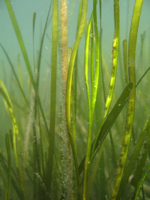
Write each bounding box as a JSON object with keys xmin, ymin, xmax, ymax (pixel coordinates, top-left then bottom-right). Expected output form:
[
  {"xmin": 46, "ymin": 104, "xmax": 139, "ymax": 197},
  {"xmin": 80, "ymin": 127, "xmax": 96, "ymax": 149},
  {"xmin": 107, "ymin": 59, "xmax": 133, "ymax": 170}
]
[
  {"xmin": 5, "ymin": 133, "xmax": 11, "ymax": 200},
  {"xmin": 0, "ymin": 0, "xmax": 150, "ymax": 199},
  {"xmin": 134, "ymin": 161, "xmax": 150, "ymax": 200},
  {"xmin": 66, "ymin": 0, "xmax": 88, "ymax": 133},
  {"xmin": 0, "ymin": 80, "xmax": 19, "ymax": 168},
  {"xmin": 46, "ymin": 0, "xmax": 58, "ymax": 194},
  {"xmin": 123, "ymin": 39, "xmax": 128, "ymax": 84},
  {"xmin": 4, "ymin": 0, "xmax": 49, "ymax": 137},
  {"xmin": 111, "ymin": 0, "xmax": 144, "ymax": 199}
]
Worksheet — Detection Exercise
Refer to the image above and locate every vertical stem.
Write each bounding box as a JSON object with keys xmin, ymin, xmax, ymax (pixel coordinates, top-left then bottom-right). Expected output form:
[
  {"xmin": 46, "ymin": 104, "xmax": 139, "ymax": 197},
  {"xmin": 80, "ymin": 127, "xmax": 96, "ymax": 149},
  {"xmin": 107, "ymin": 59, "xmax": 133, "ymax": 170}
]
[
  {"xmin": 60, "ymin": 0, "xmax": 73, "ymax": 199},
  {"xmin": 5, "ymin": 133, "xmax": 11, "ymax": 200},
  {"xmin": 103, "ymin": 0, "xmax": 119, "ymax": 120},
  {"xmin": 83, "ymin": 0, "xmax": 100, "ymax": 196},
  {"xmin": 65, "ymin": 0, "xmax": 88, "ymax": 198},
  {"xmin": 123, "ymin": 39, "xmax": 128, "ymax": 84},
  {"xmin": 83, "ymin": 16, "xmax": 93, "ymax": 200},
  {"xmin": 92, "ymin": 0, "xmax": 120, "ymax": 160},
  {"xmin": 61, "ymin": 0, "xmax": 68, "ymax": 95},
  {"xmin": 66, "ymin": 0, "xmax": 88, "ymax": 133},
  {"xmin": 111, "ymin": 0, "xmax": 144, "ymax": 199}
]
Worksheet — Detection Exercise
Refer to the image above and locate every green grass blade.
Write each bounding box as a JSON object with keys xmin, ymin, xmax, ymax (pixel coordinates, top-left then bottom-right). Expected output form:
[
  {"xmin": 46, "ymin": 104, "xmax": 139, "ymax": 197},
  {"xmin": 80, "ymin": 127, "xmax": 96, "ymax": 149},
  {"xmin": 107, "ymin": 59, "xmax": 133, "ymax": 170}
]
[
  {"xmin": 134, "ymin": 163, "xmax": 150, "ymax": 200},
  {"xmin": 123, "ymin": 39, "xmax": 128, "ymax": 84},
  {"xmin": 0, "ymin": 44, "xmax": 29, "ymax": 107},
  {"xmin": 130, "ymin": 127, "xmax": 150, "ymax": 189},
  {"xmin": 64, "ymin": 1, "xmax": 88, "ymax": 196},
  {"xmin": 17, "ymin": 55, "xmax": 25, "ymax": 107},
  {"xmin": 33, "ymin": 12, "xmax": 36, "ymax": 36},
  {"xmin": 111, "ymin": 0, "xmax": 144, "ymax": 199},
  {"xmin": 103, "ymin": 0, "xmax": 120, "ymax": 120},
  {"xmin": 4, "ymin": 0, "xmax": 49, "ymax": 137},
  {"xmin": 78, "ymin": 82, "xmax": 133, "ymax": 175},
  {"xmin": 136, "ymin": 66, "xmax": 150, "ymax": 87},
  {"xmin": 72, "ymin": 63, "xmax": 82, "ymax": 199},
  {"xmin": 17, "ymin": 55, "xmax": 23, "ymax": 89},
  {"xmin": 116, "ymin": 116, "xmax": 150, "ymax": 200},
  {"xmin": 115, "ymin": 65, "xmax": 150, "ymax": 199},
  {"xmin": 91, "ymin": 3, "xmax": 100, "ymax": 118},
  {"xmin": 131, "ymin": 142, "xmax": 150, "ymax": 199},
  {"xmin": 32, "ymin": 12, "xmax": 36, "ymax": 74},
  {"xmin": 4, "ymin": 0, "xmax": 35, "ymax": 87},
  {"xmin": 36, "ymin": 2, "xmax": 52, "ymax": 88},
  {"xmin": 92, "ymin": 83, "xmax": 132, "ymax": 156},
  {"xmin": 92, "ymin": 0, "xmax": 120, "ymax": 156},
  {"xmin": 66, "ymin": 0, "xmax": 88, "ymax": 133},
  {"xmin": 34, "ymin": 173, "xmax": 51, "ymax": 199},
  {"xmin": 90, "ymin": 24, "xmax": 94, "ymax": 93},
  {"xmin": 83, "ymin": 14, "xmax": 93, "ymax": 200},
  {"xmin": 5, "ymin": 134, "xmax": 11, "ymax": 200},
  {"xmin": 0, "ymin": 80, "xmax": 19, "ymax": 168},
  {"xmin": 31, "ymin": 3, "xmax": 52, "ymax": 190},
  {"xmin": 0, "ymin": 150, "xmax": 25, "ymax": 200},
  {"xmin": 83, "ymin": 0, "xmax": 100, "ymax": 197},
  {"xmin": 46, "ymin": 0, "xmax": 58, "ymax": 192}
]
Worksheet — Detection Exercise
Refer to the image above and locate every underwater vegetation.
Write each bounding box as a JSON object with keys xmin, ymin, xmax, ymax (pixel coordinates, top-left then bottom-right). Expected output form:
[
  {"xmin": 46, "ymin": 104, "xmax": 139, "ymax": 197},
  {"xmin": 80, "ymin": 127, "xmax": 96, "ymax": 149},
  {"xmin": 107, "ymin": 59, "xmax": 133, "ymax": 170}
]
[{"xmin": 0, "ymin": 0, "xmax": 150, "ymax": 199}]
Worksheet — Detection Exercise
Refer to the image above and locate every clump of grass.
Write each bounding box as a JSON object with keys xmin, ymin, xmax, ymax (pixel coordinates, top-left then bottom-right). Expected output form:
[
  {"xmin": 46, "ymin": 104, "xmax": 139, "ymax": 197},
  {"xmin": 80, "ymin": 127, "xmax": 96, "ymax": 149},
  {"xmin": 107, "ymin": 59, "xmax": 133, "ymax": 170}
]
[
  {"xmin": 0, "ymin": 0, "xmax": 150, "ymax": 200},
  {"xmin": 111, "ymin": 0, "xmax": 144, "ymax": 199}
]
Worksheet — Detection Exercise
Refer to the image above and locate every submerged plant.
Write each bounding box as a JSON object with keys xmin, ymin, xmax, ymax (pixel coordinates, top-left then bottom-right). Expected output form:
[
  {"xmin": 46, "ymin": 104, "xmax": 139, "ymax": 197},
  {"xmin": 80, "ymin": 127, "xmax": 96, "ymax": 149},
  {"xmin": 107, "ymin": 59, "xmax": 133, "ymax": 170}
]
[{"xmin": 0, "ymin": 0, "xmax": 150, "ymax": 200}]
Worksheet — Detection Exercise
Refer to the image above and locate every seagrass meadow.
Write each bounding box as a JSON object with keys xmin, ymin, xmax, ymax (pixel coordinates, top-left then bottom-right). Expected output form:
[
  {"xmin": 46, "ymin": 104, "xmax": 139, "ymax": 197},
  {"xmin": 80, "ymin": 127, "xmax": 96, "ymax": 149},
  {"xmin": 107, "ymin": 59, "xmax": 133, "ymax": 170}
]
[{"xmin": 0, "ymin": 0, "xmax": 150, "ymax": 199}]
